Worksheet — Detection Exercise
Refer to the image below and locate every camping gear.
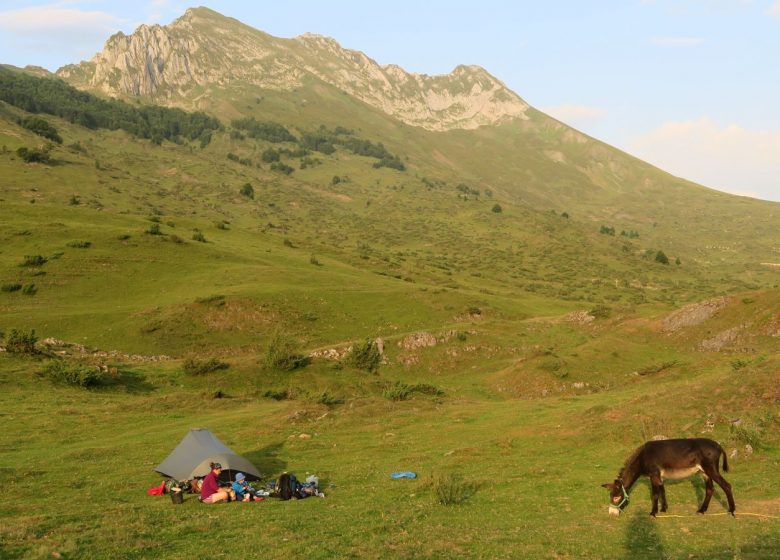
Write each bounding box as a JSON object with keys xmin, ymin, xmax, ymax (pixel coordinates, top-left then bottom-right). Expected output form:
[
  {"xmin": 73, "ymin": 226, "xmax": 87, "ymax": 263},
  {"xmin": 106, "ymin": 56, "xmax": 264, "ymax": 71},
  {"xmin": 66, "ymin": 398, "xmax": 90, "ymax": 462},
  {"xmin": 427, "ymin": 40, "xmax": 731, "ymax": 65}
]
[
  {"xmin": 277, "ymin": 472, "xmax": 298, "ymax": 501},
  {"xmin": 170, "ymin": 487, "xmax": 184, "ymax": 504},
  {"xmin": 154, "ymin": 428, "xmax": 262, "ymax": 482},
  {"xmin": 390, "ymin": 471, "xmax": 417, "ymax": 479}
]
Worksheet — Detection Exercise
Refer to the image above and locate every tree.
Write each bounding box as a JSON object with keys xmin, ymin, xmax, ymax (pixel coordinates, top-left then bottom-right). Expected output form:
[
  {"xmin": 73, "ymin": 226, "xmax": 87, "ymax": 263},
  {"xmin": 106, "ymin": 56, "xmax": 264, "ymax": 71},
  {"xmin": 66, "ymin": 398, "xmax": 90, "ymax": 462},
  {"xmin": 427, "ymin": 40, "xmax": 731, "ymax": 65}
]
[{"xmin": 655, "ymin": 250, "xmax": 670, "ymax": 265}]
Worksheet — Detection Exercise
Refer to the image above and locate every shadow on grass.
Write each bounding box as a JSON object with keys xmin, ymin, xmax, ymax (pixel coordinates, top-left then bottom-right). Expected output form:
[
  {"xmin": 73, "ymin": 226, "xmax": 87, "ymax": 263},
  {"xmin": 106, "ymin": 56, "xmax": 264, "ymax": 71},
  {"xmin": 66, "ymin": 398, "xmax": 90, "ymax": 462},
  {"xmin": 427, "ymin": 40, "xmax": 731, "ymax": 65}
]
[
  {"xmin": 623, "ymin": 511, "xmax": 665, "ymax": 559},
  {"xmin": 102, "ymin": 368, "xmax": 157, "ymax": 394},
  {"xmin": 244, "ymin": 441, "xmax": 287, "ymax": 480}
]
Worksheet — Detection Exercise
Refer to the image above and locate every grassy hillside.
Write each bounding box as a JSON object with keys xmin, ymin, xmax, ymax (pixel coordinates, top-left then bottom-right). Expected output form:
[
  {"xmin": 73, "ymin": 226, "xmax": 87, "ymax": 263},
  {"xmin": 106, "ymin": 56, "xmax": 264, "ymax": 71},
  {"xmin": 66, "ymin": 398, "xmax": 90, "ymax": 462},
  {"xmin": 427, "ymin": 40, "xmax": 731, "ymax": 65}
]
[{"xmin": 1, "ymin": 52, "xmax": 779, "ymax": 559}]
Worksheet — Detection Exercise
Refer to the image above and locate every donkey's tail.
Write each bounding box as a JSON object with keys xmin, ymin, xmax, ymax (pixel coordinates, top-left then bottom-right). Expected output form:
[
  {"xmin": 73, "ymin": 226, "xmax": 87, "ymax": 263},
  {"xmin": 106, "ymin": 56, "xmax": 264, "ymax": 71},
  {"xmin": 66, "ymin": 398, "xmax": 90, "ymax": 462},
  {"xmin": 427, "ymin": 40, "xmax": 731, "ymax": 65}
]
[{"xmin": 721, "ymin": 445, "xmax": 730, "ymax": 473}]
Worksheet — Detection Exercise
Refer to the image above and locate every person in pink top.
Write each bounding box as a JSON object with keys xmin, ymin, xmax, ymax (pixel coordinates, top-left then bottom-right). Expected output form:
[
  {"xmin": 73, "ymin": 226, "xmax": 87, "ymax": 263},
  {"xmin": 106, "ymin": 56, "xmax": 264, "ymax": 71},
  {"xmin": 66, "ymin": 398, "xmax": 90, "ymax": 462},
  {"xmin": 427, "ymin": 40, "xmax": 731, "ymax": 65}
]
[{"xmin": 200, "ymin": 462, "xmax": 231, "ymax": 504}]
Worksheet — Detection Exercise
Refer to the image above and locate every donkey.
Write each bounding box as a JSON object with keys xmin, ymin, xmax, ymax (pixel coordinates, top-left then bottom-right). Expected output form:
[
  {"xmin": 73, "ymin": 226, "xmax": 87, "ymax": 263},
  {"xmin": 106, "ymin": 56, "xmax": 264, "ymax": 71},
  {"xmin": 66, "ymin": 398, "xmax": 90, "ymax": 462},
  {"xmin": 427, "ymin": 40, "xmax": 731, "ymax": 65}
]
[{"xmin": 602, "ymin": 438, "xmax": 735, "ymax": 517}]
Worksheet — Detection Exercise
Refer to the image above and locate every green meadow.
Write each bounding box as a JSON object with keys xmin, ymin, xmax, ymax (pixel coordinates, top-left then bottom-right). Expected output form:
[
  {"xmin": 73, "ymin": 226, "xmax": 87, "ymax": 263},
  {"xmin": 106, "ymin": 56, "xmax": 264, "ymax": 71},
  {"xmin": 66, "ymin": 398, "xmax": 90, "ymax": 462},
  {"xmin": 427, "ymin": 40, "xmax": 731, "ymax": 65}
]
[{"xmin": 1, "ymin": 62, "xmax": 779, "ymax": 558}]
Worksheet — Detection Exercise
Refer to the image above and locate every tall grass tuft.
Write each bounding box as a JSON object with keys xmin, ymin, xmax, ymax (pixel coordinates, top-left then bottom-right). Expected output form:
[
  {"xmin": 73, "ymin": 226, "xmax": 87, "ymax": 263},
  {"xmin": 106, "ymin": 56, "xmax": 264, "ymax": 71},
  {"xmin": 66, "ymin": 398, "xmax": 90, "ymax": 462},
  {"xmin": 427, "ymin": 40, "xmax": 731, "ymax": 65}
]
[
  {"xmin": 431, "ymin": 473, "xmax": 477, "ymax": 505},
  {"xmin": 264, "ymin": 331, "xmax": 308, "ymax": 371}
]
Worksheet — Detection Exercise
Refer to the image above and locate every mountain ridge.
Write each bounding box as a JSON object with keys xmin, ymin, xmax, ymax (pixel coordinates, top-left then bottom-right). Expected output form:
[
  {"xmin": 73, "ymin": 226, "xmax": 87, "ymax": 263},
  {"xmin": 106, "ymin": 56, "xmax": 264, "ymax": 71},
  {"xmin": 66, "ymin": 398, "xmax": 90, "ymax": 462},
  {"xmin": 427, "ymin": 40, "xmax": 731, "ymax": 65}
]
[{"xmin": 57, "ymin": 6, "xmax": 529, "ymax": 131}]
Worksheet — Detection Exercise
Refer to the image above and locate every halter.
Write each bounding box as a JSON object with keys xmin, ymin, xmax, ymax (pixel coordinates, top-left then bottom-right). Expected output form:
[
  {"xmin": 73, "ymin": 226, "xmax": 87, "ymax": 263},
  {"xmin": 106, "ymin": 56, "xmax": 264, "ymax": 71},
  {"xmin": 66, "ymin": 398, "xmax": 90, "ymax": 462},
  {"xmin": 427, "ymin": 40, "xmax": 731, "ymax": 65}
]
[{"xmin": 616, "ymin": 479, "xmax": 630, "ymax": 509}]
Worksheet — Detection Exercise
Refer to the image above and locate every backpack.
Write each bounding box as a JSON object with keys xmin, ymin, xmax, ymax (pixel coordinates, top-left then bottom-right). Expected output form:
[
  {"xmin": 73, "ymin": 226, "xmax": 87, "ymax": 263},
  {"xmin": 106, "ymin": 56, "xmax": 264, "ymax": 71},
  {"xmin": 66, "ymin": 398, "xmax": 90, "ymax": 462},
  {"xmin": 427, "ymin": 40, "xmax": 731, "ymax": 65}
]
[{"xmin": 277, "ymin": 472, "xmax": 299, "ymax": 501}]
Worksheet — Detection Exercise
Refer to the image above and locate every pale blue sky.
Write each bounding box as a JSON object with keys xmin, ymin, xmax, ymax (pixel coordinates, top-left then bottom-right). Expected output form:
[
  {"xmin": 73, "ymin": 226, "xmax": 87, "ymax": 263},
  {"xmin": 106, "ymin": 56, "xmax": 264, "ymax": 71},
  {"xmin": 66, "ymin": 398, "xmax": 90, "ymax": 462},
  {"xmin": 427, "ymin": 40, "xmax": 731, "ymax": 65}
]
[{"xmin": 1, "ymin": 1, "xmax": 779, "ymax": 201}]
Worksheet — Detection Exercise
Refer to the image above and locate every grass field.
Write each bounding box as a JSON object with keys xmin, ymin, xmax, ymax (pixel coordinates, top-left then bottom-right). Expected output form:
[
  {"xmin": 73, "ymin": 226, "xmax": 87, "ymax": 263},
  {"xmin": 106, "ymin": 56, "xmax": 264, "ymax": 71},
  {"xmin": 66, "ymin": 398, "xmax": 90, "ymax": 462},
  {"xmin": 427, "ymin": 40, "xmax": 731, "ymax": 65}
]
[{"xmin": 1, "ymin": 57, "xmax": 780, "ymax": 558}]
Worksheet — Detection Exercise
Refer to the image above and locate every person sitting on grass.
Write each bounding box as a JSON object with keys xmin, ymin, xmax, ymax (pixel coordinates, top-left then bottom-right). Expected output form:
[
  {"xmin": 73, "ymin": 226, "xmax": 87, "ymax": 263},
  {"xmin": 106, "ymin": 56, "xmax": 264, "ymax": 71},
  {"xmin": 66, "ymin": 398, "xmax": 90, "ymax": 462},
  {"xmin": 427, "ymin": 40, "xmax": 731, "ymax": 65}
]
[
  {"xmin": 200, "ymin": 462, "xmax": 232, "ymax": 504},
  {"xmin": 231, "ymin": 472, "xmax": 263, "ymax": 502}
]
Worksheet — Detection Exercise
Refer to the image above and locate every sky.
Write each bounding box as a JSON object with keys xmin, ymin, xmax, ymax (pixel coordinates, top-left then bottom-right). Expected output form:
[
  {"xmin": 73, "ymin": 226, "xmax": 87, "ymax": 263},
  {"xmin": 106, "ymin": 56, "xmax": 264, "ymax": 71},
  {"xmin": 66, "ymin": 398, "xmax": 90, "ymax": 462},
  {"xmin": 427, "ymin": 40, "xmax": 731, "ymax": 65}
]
[{"xmin": 1, "ymin": 0, "xmax": 779, "ymax": 202}]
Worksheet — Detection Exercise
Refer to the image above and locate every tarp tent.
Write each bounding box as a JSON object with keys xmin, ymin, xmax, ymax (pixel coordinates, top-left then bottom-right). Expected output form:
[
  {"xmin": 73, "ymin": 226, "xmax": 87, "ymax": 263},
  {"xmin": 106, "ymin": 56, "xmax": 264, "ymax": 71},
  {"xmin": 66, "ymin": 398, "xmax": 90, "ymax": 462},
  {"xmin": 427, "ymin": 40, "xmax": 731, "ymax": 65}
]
[{"xmin": 155, "ymin": 428, "xmax": 261, "ymax": 482}]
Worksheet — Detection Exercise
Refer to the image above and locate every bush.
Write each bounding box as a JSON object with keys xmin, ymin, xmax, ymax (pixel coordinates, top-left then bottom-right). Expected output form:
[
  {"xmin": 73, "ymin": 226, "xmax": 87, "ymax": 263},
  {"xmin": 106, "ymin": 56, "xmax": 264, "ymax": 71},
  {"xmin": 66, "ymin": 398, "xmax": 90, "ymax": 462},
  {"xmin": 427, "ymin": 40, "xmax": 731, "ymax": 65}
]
[
  {"xmin": 20, "ymin": 116, "xmax": 62, "ymax": 143},
  {"xmin": 491, "ymin": 203, "xmax": 502, "ymax": 213},
  {"xmin": 383, "ymin": 382, "xmax": 443, "ymax": 401},
  {"xmin": 21, "ymin": 284, "xmax": 37, "ymax": 296},
  {"xmin": 66, "ymin": 241, "xmax": 91, "ymax": 248},
  {"xmin": 16, "ymin": 146, "xmax": 51, "ymax": 163},
  {"xmin": 240, "ymin": 183, "xmax": 255, "ymax": 199},
  {"xmin": 1, "ymin": 283, "xmax": 22, "ymax": 293},
  {"xmin": 655, "ymin": 250, "xmax": 670, "ymax": 265},
  {"xmin": 41, "ymin": 360, "xmax": 104, "ymax": 387},
  {"xmin": 346, "ymin": 339, "xmax": 381, "ymax": 373},
  {"xmin": 589, "ymin": 305, "xmax": 611, "ymax": 319},
  {"xmin": 431, "ymin": 473, "xmax": 477, "ymax": 505},
  {"xmin": 21, "ymin": 255, "xmax": 47, "ymax": 267},
  {"xmin": 264, "ymin": 332, "xmax": 308, "ymax": 371},
  {"xmin": 4, "ymin": 328, "xmax": 38, "ymax": 353},
  {"xmin": 145, "ymin": 224, "xmax": 161, "ymax": 235},
  {"xmin": 69, "ymin": 195, "xmax": 80, "ymax": 205},
  {"xmin": 317, "ymin": 391, "xmax": 344, "ymax": 406},
  {"xmin": 270, "ymin": 162, "xmax": 294, "ymax": 175},
  {"xmin": 182, "ymin": 357, "xmax": 229, "ymax": 376},
  {"xmin": 192, "ymin": 231, "xmax": 207, "ymax": 243}
]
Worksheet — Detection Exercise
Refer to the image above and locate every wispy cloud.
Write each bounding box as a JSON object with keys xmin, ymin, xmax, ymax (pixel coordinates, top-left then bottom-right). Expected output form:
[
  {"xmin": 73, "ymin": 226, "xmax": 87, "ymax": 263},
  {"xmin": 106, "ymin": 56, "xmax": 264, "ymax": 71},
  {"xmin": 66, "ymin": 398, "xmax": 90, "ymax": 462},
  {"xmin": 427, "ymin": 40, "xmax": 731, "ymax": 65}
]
[
  {"xmin": 650, "ymin": 36, "xmax": 704, "ymax": 46},
  {"xmin": 0, "ymin": 2, "xmax": 123, "ymax": 69},
  {"xmin": 768, "ymin": 0, "xmax": 780, "ymax": 18},
  {"xmin": 541, "ymin": 104, "xmax": 607, "ymax": 125},
  {"xmin": 628, "ymin": 117, "xmax": 780, "ymax": 202},
  {"xmin": 0, "ymin": 3, "xmax": 121, "ymax": 33}
]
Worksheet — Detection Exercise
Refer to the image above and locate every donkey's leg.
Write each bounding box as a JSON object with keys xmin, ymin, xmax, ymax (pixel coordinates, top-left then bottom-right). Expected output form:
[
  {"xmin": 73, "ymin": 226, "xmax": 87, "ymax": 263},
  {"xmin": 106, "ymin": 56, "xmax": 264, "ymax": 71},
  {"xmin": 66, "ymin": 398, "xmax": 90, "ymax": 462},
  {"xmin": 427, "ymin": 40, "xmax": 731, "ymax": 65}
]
[
  {"xmin": 698, "ymin": 473, "xmax": 714, "ymax": 514},
  {"xmin": 711, "ymin": 473, "xmax": 736, "ymax": 515},
  {"xmin": 650, "ymin": 474, "xmax": 662, "ymax": 517},
  {"xmin": 659, "ymin": 484, "xmax": 668, "ymax": 512}
]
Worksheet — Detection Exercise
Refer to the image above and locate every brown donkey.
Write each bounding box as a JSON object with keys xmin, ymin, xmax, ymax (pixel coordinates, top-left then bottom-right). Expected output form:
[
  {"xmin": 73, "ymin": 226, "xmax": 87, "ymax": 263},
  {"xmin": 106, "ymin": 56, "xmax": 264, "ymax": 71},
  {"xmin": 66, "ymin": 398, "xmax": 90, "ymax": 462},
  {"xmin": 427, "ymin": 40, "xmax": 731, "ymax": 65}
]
[{"xmin": 602, "ymin": 438, "xmax": 735, "ymax": 516}]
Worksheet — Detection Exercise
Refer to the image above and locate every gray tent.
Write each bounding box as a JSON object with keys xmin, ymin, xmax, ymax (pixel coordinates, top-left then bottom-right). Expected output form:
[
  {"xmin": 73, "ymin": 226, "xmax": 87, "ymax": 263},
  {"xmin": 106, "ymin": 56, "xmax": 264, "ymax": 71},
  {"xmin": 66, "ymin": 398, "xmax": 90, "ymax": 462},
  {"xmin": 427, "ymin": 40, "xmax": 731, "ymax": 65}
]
[{"xmin": 155, "ymin": 428, "xmax": 261, "ymax": 481}]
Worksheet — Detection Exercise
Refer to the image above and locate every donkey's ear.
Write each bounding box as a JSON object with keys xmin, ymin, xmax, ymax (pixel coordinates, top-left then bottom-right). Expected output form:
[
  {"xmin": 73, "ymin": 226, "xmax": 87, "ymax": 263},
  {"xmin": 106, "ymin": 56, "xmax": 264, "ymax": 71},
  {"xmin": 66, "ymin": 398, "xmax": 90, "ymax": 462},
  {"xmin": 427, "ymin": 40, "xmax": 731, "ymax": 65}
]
[{"xmin": 601, "ymin": 483, "xmax": 614, "ymax": 489}]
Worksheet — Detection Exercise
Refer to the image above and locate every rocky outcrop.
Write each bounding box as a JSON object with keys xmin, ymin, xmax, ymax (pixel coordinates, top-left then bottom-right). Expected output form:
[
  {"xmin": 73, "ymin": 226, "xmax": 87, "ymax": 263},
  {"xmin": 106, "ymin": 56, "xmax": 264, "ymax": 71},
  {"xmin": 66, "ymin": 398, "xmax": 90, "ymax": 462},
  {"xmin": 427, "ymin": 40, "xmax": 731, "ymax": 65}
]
[
  {"xmin": 57, "ymin": 7, "xmax": 529, "ymax": 131},
  {"xmin": 661, "ymin": 296, "xmax": 731, "ymax": 333}
]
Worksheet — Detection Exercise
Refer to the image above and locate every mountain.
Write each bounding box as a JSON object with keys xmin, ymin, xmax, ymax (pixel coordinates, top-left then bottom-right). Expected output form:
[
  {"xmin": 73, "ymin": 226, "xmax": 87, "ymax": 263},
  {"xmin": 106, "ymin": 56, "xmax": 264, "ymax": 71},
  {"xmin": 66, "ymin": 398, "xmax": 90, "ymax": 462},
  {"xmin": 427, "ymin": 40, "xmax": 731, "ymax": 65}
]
[{"xmin": 57, "ymin": 7, "xmax": 529, "ymax": 131}]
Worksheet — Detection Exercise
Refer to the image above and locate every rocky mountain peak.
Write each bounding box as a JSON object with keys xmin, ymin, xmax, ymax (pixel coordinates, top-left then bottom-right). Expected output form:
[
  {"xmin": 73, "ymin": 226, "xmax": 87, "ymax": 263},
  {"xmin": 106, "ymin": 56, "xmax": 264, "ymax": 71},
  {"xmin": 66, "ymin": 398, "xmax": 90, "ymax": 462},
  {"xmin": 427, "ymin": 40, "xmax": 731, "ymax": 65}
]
[{"xmin": 56, "ymin": 7, "xmax": 529, "ymax": 131}]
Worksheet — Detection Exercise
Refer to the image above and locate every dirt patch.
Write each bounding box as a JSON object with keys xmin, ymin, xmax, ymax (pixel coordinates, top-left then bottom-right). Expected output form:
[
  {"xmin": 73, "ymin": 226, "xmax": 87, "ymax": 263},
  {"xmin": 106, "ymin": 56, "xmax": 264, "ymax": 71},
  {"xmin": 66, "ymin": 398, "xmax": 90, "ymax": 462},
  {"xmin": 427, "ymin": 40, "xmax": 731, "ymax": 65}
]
[{"xmin": 662, "ymin": 296, "xmax": 731, "ymax": 333}]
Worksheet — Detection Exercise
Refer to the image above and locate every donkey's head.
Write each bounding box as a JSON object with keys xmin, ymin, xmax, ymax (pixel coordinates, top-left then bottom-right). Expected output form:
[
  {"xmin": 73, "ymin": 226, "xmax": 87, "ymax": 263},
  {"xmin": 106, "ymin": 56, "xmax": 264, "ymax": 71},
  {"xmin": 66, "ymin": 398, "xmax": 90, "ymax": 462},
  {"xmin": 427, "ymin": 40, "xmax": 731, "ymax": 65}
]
[{"xmin": 601, "ymin": 478, "xmax": 629, "ymax": 509}]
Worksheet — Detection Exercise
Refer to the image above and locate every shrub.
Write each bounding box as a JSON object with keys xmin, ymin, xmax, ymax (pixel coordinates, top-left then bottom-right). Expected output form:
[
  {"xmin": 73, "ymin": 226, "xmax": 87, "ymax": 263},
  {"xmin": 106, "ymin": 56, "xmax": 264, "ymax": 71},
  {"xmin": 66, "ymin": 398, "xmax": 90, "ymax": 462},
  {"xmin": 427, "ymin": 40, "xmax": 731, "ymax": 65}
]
[
  {"xmin": 21, "ymin": 255, "xmax": 47, "ymax": 267},
  {"xmin": 66, "ymin": 241, "xmax": 91, "ymax": 248},
  {"xmin": 431, "ymin": 473, "xmax": 477, "ymax": 505},
  {"xmin": 655, "ymin": 250, "xmax": 670, "ymax": 265},
  {"xmin": 310, "ymin": 254, "xmax": 321, "ymax": 266},
  {"xmin": 270, "ymin": 162, "xmax": 294, "ymax": 175},
  {"xmin": 589, "ymin": 305, "xmax": 611, "ymax": 319},
  {"xmin": 240, "ymin": 183, "xmax": 255, "ymax": 199},
  {"xmin": 41, "ymin": 360, "xmax": 104, "ymax": 387},
  {"xmin": 20, "ymin": 117, "xmax": 62, "ymax": 143},
  {"xmin": 317, "ymin": 391, "xmax": 344, "ymax": 406},
  {"xmin": 383, "ymin": 382, "xmax": 443, "ymax": 401},
  {"xmin": 4, "ymin": 328, "xmax": 38, "ymax": 353},
  {"xmin": 69, "ymin": 195, "xmax": 80, "ymax": 205},
  {"xmin": 331, "ymin": 175, "xmax": 341, "ymax": 185},
  {"xmin": 117, "ymin": 234, "xmax": 131, "ymax": 240},
  {"xmin": 1, "ymin": 283, "xmax": 22, "ymax": 293},
  {"xmin": 182, "ymin": 358, "xmax": 229, "ymax": 376},
  {"xmin": 491, "ymin": 203, "xmax": 502, "ymax": 213},
  {"xmin": 264, "ymin": 332, "xmax": 308, "ymax": 371},
  {"xmin": 21, "ymin": 284, "xmax": 37, "ymax": 296},
  {"xmin": 145, "ymin": 224, "xmax": 161, "ymax": 235},
  {"xmin": 192, "ymin": 231, "xmax": 207, "ymax": 243},
  {"xmin": 16, "ymin": 146, "xmax": 51, "ymax": 163},
  {"xmin": 346, "ymin": 339, "xmax": 381, "ymax": 373},
  {"xmin": 261, "ymin": 148, "xmax": 280, "ymax": 163}
]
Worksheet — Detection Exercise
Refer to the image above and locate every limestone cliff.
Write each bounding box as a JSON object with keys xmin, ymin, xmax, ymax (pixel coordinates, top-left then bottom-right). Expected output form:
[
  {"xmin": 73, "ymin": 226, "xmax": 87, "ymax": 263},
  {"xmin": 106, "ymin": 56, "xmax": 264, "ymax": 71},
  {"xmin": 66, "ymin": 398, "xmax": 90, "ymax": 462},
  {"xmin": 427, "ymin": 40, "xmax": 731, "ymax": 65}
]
[{"xmin": 57, "ymin": 7, "xmax": 529, "ymax": 131}]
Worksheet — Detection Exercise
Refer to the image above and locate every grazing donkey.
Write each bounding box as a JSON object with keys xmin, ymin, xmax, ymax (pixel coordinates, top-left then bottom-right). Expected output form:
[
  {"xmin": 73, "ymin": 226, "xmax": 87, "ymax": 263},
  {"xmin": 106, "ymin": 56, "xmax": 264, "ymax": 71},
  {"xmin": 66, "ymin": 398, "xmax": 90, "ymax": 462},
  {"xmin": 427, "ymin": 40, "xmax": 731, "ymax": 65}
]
[{"xmin": 602, "ymin": 438, "xmax": 735, "ymax": 516}]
